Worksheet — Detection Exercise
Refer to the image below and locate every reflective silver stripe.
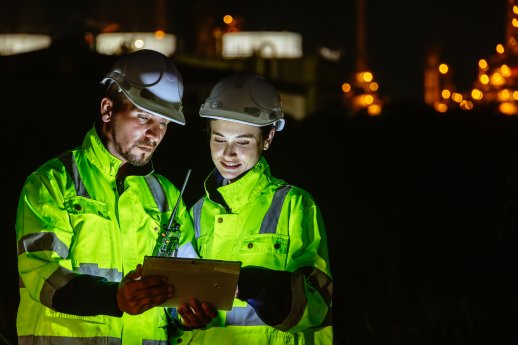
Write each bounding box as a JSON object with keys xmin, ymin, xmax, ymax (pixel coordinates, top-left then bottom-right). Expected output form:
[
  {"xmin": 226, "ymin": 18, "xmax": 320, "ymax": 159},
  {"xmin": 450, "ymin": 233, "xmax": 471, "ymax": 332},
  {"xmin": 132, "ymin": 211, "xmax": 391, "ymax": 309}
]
[
  {"xmin": 225, "ymin": 304, "xmax": 265, "ymax": 326},
  {"xmin": 18, "ymin": 232, "xmax": 69, "ymax": 258},
  {"xmin": 276, "ymin": 271, "xmax": 307, "ymax": 331},
  {"xmin": 142, "ymin": 340, "xmax": 168, "ymax": 345},
  {"xmin": 145, "ymin": 174, "xmax": 169, "ymax": 213},
  {"xmin": 77, "ymin": 263, "xmax": 123, "ymax": 282},
  {"xmin": 40, "ymin": 266, "xmax": 77, "ymax": 308},
  {"xmin": 277, "ymin": 268, "xmax": 333, "ymax": 330},
  {"xmin": 194, "ymin": 185, "xmax": 291, "ymax": 237},
  {"xmin": 58, "ymin": 151, "xmax": 90, "ymax": 198},
  {"xmin": 259, "ymin": 185, "xmax": 292, "ymax": 234},
  {"xmin": 306, "ymin": 267, "xmax": 333, "ymax": 306},
  {"xmin": 192, "ymin": 197, "xmax": 204, "ymax": 239},
  {"xmin": 19, "ymin": 335, "xmax": 122, "ymax": 345}
]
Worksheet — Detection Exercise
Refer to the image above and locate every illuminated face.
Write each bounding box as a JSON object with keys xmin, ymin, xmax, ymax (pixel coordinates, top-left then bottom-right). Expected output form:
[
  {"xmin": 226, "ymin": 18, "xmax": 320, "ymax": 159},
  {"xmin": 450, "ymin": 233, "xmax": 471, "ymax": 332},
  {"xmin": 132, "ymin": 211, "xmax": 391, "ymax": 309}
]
[
  {"xmin": 209, "ymin": 119, "xmax": 273, "ymax": 183},
  {"xmin": 101, "ymin": 98, "xmax": 169, "ymax": 166}
]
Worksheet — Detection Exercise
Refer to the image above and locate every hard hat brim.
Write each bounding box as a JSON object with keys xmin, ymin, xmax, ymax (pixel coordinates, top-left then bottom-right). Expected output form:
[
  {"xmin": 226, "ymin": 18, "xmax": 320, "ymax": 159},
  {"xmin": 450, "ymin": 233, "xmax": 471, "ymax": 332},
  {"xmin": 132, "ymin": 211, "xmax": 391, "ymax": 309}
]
[
  {"xmin": 103, "ymin": 76, "xmax": 186, "ymax": 125},
  {"xmin": 199, "ymin": 107, "xmax": 284, "ymax": 131}
]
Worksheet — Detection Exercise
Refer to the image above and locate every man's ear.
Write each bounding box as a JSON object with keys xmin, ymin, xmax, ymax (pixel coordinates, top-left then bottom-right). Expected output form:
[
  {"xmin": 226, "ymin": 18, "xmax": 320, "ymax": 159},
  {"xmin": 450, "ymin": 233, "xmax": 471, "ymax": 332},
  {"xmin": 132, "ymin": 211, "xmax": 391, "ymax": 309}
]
[{"xmin": 100, "ymin": 97, "xmax": 113, "ymax": 123}]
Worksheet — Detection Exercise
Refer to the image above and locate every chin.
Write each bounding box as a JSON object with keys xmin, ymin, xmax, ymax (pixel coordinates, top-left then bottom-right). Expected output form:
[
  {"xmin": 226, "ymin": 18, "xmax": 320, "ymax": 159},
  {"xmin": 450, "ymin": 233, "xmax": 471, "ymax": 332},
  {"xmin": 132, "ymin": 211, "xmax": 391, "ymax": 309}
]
[{"xmin": 219, "ymin": 170, "xmax": 239, "ymax": 181}]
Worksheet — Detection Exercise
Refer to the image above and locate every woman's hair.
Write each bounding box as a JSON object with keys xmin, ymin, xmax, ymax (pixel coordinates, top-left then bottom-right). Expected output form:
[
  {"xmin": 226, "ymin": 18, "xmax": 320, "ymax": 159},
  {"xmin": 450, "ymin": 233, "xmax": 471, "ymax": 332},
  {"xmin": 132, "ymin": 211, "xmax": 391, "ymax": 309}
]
[{"xmin": 205, "ymin": 119, "xmax": 274, "ymax": 143}]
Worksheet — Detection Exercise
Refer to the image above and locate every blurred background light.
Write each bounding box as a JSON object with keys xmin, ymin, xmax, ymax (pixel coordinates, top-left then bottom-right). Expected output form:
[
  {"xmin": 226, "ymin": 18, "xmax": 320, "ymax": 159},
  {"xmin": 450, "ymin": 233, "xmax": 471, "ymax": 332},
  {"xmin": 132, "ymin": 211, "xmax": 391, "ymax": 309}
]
[
  {"xmin": 95, "ymin": 31, "xmax": 176, "ymax": 56},
  {"xmin": 222, "ymin": 31, "xmax": 302, "ymax": 59},
  {"xmin": 0, "ymin": 34, "xmax": 51, "ymax": 55}
]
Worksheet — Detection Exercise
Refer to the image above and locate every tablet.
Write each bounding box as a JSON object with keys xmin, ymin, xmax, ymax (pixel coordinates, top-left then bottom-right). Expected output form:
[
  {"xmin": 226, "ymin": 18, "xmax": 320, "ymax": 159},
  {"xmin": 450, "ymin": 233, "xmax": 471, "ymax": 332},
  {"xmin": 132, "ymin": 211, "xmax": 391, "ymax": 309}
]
[{"xmin": 142, "ymin": 256, "xmax": 242, "ymax": 311}]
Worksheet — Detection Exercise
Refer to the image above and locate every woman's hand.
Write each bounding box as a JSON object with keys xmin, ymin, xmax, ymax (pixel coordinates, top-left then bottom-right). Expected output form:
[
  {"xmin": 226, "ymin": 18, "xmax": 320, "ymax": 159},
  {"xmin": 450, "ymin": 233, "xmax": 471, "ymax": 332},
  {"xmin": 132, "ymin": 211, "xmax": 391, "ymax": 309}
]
[{"xmin": 177, "ymin": 299, "xmax": 218, "ymax": 329}]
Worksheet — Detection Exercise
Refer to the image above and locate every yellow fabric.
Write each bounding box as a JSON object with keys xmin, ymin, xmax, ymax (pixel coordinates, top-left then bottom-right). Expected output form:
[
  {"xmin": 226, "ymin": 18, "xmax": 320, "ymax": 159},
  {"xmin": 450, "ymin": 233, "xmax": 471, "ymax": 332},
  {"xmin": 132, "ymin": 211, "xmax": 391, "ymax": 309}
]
[
  {"xmin": 16, "ymin": 126, "xmax": 195, "ymax": 344},
  {"xmin": 174, "ymin": 157, "xmax": 333, "ymax": 345}
]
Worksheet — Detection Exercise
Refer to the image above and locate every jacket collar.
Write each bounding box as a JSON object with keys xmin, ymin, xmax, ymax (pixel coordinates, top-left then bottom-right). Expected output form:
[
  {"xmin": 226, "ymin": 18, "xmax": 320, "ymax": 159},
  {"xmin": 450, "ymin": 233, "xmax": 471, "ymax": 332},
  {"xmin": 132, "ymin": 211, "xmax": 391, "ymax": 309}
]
[
  {"xmin": 82, "ymin": 124, "xmax": 154, "ymax": 178},
  {"xmin": 205, "ymin": 156, "xmax": 272, "ymax": 212}
]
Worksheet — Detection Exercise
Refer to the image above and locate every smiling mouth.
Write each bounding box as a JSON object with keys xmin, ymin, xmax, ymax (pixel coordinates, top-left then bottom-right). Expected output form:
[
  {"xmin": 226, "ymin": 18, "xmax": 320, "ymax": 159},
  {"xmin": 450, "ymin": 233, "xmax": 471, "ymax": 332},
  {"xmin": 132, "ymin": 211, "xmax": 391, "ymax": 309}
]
[{"xmin": 221, "ymin": 161, "xmax": 240, "ymax": 169}]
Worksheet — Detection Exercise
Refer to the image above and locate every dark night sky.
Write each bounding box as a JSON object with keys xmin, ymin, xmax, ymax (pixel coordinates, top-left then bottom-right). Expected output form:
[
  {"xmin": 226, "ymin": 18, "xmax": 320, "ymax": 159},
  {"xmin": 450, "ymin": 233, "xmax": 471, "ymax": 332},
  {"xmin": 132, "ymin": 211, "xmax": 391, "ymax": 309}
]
[
  {"xmin": 173, "ymin": 0, "xmax": 508, "ymax": 101},
  {"xmin": 0, "ymin": 0, "xmax": 508, "ymax": 101}
]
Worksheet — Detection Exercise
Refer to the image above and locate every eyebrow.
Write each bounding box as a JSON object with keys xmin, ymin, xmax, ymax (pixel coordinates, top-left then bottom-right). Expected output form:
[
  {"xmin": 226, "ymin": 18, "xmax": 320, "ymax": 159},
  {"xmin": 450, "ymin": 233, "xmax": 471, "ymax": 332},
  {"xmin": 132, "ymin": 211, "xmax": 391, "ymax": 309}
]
[
  {"xmin": 211, "ymin": 130, "xmax": 255, "ymax": 139},
  {"xmin": 135, "ymin": 110, "xmax": 169, "ymax": 123}
]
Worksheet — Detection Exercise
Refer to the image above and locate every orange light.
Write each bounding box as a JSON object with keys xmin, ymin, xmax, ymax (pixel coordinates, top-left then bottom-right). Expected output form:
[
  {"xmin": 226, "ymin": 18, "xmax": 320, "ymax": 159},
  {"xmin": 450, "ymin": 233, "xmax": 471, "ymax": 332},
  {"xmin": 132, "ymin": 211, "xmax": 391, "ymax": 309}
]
[
  {"xmin": 154, "ymin": 30, "xmax": 166, "ymax": 39},
  {"xmin": 367, "ymin": 104, "xmax": 382, "ymax": 116},
  {"xmin": 434, "ymin": 102, "xmax": 448, "ymax": 113},
  {"xmin": 451, "ymin": 93, "xmax": 463, "ymax": 103},
  {"xmin": 101, "ymin": 22, "xmax": 120, "ymax": 33},
  {"xmin": 471, "ymin": 89, "xmax": 483, "ymax": 100},
  {"xmin": 499, "ymin": 102, "xmax": 518, "ymax": 115},
  {"xmin": 223, "ymin": 15, "xmax": 234, "ymax": 25}
]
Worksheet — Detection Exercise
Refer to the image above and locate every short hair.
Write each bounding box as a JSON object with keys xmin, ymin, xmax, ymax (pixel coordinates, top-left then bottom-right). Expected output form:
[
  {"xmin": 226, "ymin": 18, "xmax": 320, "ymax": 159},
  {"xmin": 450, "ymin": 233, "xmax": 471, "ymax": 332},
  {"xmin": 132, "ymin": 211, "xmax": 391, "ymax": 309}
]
[{"xmin": 104, "ymin": 82, "xmax": 136, "ymax": 113}]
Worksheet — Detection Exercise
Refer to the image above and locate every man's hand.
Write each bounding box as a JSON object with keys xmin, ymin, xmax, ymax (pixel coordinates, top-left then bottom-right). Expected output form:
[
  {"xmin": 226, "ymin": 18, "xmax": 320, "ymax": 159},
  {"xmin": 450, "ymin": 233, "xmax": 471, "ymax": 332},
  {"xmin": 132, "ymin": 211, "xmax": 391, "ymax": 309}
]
[
  {"xmin": 117, "ymin": 264, "xmax": 173, "ymax": 315},
  {"xmin": 177, "ymin": 299, "xmax": 218, "ymax": 328}
]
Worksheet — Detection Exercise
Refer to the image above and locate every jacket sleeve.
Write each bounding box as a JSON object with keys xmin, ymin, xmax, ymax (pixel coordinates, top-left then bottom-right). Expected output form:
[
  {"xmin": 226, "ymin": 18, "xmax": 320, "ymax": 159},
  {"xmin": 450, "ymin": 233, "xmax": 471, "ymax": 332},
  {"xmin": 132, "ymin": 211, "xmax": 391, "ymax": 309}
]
[
  {"xmin": 235, "ymin": 266, "xmax": 293, "ymax": 324},
  {"xmin": 52, "ymin": 275, "xmax": 122, "ymax": 316},
  {"xmin": 236, "ymin": 189, "xmax": 333, "ymax": 332},
  {"xmin": 236, "ymin": 266, "xmax": 332, "ymax": 332},
  {"xmin": 16, "ymin": 170, "xmax": 122, "ymax": 316},
  {"xmin": 275, "ymin": 191, "xmax": 333, "ymax": 333}
]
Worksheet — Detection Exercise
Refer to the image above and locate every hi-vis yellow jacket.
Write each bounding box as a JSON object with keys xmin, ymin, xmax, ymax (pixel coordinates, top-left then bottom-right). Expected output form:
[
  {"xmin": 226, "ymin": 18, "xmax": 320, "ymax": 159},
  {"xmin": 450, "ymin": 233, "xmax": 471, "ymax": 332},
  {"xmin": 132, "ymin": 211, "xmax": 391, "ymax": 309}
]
[
  {"xmin": 16, "ymin": 126, "xmax": 196, "ymax": 345},
  {"xmin": 172, "ymin": 157, "xmax": 333, "ymax": 345}
]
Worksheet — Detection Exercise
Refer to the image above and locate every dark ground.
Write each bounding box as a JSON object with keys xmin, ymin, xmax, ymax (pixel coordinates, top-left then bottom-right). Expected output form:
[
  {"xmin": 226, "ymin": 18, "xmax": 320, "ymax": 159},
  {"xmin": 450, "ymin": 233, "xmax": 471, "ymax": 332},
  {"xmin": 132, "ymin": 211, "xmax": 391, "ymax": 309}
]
[{"xmin": 2, "ymin": 44, "xmax": 518, "ymax": 345}]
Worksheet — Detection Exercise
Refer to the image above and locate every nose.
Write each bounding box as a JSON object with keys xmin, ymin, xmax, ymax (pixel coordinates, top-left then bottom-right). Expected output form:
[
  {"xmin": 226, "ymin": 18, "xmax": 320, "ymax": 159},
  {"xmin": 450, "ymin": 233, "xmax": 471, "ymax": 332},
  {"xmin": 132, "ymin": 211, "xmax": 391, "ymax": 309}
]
[
  {"xmin": 145, "ymin": 120, "xmax": 165, "ymax": 142},
  {"xmin": 222, "ymin": 142, "xmax": 236, "ymax": 157}
]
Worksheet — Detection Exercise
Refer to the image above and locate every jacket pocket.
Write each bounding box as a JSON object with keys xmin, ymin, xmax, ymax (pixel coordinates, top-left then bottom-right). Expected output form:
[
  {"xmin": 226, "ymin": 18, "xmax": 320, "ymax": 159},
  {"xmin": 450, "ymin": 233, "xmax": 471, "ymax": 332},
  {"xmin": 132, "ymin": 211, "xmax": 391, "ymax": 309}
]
[
  {"xmin": 64, "ymin": 197, "xmax": 113, "ymax": 259},
  {"xmin": 239, "ymin": 234, "xmax": 289, "ymax": 269},
  {"xmin": 64, "ymin": 196, "xmax": 111, "ymax": 220}
]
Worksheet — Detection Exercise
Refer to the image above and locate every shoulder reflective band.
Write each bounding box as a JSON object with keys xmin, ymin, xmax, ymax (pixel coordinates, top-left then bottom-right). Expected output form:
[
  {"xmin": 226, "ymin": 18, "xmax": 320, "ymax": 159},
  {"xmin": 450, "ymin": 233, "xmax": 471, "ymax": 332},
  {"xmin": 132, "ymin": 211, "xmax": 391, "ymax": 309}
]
[
  {"xmin": 259, "ymin": 185, "xmax": 292, "ymax": 234},
  {"xmin": 192, "ymin": 185, "xmax": 292, "ymax": 238},
  {"xmin": 58, "ymin": 151, "xmax": 90, "ymax": 198},
  {"xmin": 145, "ymin": 174, "xmax": 168, "ymax": 212}
]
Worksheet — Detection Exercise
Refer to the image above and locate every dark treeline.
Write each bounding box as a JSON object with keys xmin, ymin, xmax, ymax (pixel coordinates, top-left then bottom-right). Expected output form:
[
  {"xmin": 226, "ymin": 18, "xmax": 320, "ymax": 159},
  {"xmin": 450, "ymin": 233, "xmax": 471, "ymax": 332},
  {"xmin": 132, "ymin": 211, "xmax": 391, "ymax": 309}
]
[{"xmin": 1, "ymin": 44, "xmax": 518, "ymax": 345}]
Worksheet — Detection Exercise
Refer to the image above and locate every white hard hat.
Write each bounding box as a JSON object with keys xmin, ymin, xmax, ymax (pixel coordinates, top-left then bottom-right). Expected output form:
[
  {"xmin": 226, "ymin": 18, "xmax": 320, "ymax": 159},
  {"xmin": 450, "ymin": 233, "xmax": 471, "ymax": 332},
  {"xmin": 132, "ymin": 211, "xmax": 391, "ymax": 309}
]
[
  {"xmin": 199, "ymin": 72, "xmax": 285, "ymax": 131},
  {"xmin": 101, "ymin": 49, "xmax": 185, "ymax": 125}
]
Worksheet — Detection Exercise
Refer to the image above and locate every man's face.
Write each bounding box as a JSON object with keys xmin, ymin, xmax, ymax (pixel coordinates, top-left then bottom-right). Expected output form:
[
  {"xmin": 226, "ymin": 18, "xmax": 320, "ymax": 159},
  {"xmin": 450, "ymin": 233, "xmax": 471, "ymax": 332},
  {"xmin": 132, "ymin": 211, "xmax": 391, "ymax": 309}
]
[
  {"xmin": 209, "ymin": 119, "xmax": 268, "ymax": 183},
  {"xmin": 103, "ymin": 99, "xmax": 169, "ymax": 166}
]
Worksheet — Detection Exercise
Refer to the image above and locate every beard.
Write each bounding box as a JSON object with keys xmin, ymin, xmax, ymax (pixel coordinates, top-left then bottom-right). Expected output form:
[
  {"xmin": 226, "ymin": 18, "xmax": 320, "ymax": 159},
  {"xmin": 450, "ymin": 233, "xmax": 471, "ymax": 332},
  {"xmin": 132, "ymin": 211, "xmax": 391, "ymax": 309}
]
[
  {"xmin": 121, "ymin": 144, "xmax": 153, "ymax": 166},
  {"xmin": 113, "ymin": 134, "xmax": 156, "ymax": 166}
]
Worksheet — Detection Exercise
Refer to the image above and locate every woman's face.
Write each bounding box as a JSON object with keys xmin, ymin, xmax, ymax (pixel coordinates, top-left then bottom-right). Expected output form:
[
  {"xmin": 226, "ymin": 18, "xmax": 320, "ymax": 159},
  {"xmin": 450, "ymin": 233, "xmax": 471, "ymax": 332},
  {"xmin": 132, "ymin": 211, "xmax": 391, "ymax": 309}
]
[{"xmin": 209, "ymin": 119, "xmax": 273, "ymax": 183}]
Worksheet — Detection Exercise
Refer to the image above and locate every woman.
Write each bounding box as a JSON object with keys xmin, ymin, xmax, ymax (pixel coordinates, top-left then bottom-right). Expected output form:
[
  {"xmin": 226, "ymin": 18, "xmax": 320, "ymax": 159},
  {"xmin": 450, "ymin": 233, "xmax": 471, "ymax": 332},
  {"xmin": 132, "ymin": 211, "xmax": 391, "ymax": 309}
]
[{"xmin": 171, "ymin": 72, "xmax": 333, "ymax": 345}]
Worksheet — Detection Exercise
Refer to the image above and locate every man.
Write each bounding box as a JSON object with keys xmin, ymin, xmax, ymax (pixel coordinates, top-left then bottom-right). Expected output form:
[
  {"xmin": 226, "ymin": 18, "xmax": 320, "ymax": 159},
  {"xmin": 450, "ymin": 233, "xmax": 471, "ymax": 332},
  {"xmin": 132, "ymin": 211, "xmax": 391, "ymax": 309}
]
[
  {"xmin": 15, "ymin": 49, "xmax": 215, "ymax": 345},
  {"xmin": 170, "ymin": 72, "xmax": 333, "ymax": 344}
]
